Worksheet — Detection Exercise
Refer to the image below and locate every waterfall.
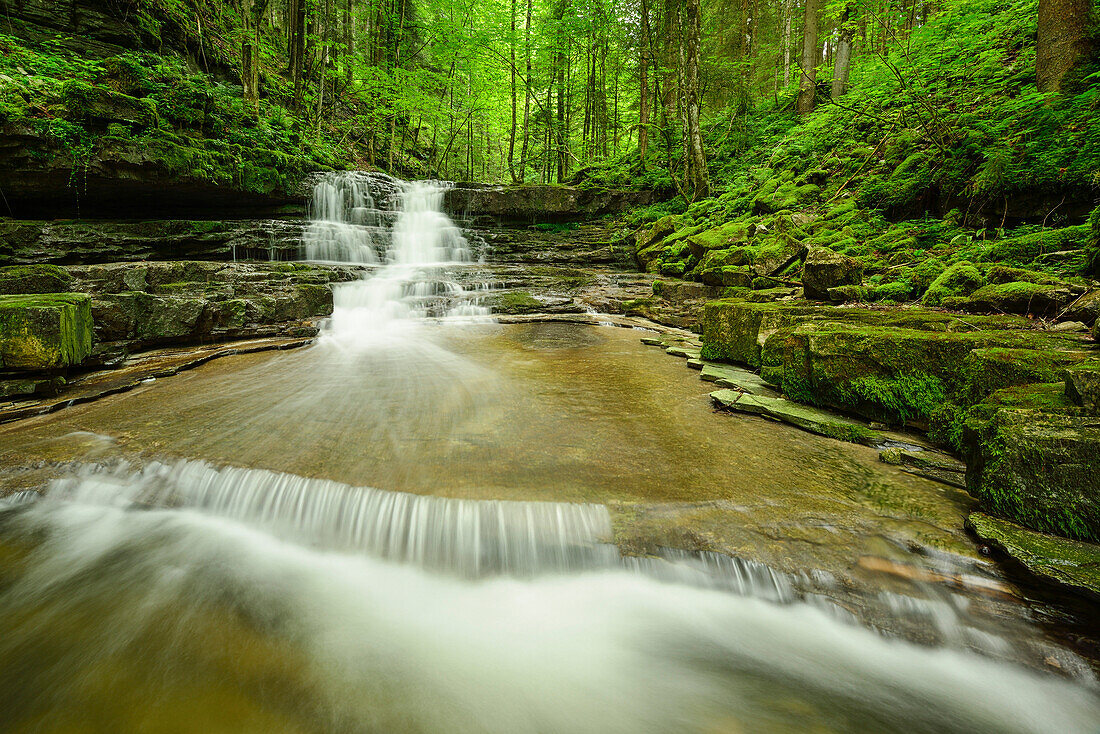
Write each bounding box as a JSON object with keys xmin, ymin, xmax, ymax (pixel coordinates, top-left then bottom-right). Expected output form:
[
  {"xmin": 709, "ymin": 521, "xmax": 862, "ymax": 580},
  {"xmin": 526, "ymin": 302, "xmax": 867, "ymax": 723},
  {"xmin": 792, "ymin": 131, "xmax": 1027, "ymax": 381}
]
[
  {"xmin": 301, "ymin": 172, "xmax": 490, "ymax": 342},
  {"xmin": 45, "ymin": 460, "xmax": 618, "ymax": 578}
]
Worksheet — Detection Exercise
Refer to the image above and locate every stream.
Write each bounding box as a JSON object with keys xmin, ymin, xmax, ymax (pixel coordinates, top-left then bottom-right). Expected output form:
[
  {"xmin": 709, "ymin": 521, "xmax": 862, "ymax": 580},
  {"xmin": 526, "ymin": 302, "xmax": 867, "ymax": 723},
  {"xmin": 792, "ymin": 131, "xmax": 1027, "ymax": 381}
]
[{"xmin": 0, "ymin": 174, "xmax": 1097, "ymax": 733}]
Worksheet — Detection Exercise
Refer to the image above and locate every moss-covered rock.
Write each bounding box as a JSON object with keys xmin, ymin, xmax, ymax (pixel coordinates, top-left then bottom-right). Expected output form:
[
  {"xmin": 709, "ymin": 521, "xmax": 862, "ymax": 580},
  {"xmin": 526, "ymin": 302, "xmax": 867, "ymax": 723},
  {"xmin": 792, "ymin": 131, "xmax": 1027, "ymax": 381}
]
[
  {"xmin": 960, "ymin": 347, "xmax": 1091, "ymax": 403},
  {"xmin": 983, "ymin": 225, "xmax": 1090, "ymax": 265},
  {"xmin": 962, "ymin": 281, "xmax": 1076, "ymax": 316},
  {"xmin": 61, "ymin": 80, "xmax": 156, "ymax": 128},
  {"xmin": 0, "ymin": 264, "xmax": 74, "ymax": 294},
  {"xmin": 685, "ymin": 221, "xmax": 751, "ymax": 258},
  {"xmin": 635, "ymin": 215, "xmax": 676, "ymax": 253},
  {"xmin": 699, "ymin": 266, "xmax": 753, "ymax": 288},
  {"xmin": 964, "ymin": 410, "xmax": 1100, "ymax": 542},
  {"xmin": 826, "ymin": 284, "xmax": 871, "ymax": 302},
  {"xmin": 751, "ymin": 234, "xmax": 806, "ymax": 277},
  {"xmin": 967, "ymin": 512, "xmax": 1100, "ymax": 598},
  {"xmin": 921, "ymin": 260, "xmax": 984, "ymax": 307},
  {"xmin": 0, "ymin": 293, "xmax": 92, "ymax": 370},
  {"xmin": 1064, "ymin": 358, "xmax": 1100, "ymax": 412},
  {"xmin": 801, "ymin": 248, "xmax": 863, "ymax": 300}
]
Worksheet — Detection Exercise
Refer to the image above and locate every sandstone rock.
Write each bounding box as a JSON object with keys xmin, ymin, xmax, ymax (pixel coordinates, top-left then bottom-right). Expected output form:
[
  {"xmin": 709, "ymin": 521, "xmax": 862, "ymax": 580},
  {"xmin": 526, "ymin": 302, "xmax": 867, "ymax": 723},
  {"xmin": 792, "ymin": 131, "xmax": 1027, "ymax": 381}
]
[
  {"xmin": 711, "ymin": 389, "xmax": 882, "ymax": 446},
  {"xmin": 967, "ymin": 512, "xmax": 1100, "ymax": 598},
  {"xmin": 699, "ymin": 267, "xmax": 753, "ymax": 288},
  {"xmin": 0, "ymin": 264, "xmax": 74, "ymax": 294},
  {"xmin": 444, "ymin": 184, "xmax": 659, "ymax": 222},
  {"xmin": 964, "ymin": 410, "xmax": 1100, "ymax": 542},
  {"xmin": 1064, "ymin": 359, "xmax": 1100, "ymax": 412},
  {"xmin": 0, "ymin": 293, "xmax": 92, "ymax": 370},
  {"xmin": 962, "ymin": 281, "xmax": 1076, "ymax": 317},
  {"xmin": 801, "ymin": 248, "xmax": 862, "ymax": 300}
]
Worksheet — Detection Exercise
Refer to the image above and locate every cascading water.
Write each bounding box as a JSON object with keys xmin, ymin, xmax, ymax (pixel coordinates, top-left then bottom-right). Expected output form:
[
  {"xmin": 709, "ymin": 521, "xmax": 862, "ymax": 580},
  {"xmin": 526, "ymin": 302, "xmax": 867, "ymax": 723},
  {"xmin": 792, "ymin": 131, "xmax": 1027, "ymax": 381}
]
[
  {"xmin": 302, "ymin": 172, "xmax": 490, "ymax": 344},
  {"xmin": 0, "ymin": 176, "xmax": 1098, "ymax": 733}
]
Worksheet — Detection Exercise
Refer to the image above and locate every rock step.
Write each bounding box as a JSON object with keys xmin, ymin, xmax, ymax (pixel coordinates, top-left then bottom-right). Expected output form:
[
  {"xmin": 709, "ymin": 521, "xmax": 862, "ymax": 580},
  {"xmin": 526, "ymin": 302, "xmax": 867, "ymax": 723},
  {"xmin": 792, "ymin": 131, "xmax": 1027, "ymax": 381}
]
[
  {"xmin": 710, "ymin": 389, "xmax": 883, "ymax": 446},
  {"xmin": 666, "ymin": 345, "xmax": 702, "ymax": 360},
  {"xmin": 878, "ymin": 447, "xmax": 967, "ymax": 489},
  {"xmin": 967, "ymin": 512, "xmax": 1100, "ymax": 598},
  {"xmin": 699, "ymin": 362, "xmax": 781, "ymax": 398}
]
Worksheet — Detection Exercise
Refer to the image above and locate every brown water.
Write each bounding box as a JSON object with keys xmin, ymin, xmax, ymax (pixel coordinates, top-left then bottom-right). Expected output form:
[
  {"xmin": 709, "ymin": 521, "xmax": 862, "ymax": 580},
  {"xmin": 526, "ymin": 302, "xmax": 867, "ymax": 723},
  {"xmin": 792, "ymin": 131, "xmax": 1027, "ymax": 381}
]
[{"xmin": 0, "ymin": 321, "xmax": 1098, "ymax": 734}]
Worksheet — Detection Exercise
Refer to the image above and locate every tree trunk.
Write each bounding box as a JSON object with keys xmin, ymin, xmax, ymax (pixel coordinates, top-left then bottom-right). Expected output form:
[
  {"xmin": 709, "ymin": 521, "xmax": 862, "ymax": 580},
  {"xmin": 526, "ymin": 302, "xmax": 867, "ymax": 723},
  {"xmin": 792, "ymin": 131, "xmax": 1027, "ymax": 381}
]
[
  {"xmin": 679, "ymin": 0, "xmax": 708, "ymax": 200},
  {"xmin": 782, "ymin": 0, "xmax": 792, "ymax": 86},
  {"xmin": 831, "ymin": 6, "xmax": 854, "ymax": 99},
  {"xmin": 508, "ymin": 0, "xmax": 519, "ymax": 182},
  {"xmin": 519, "ymin": 0, "xmax": 533, "ymax": 181},
  {"xmin": 1036, "ymin": 0, "xmax": 1093, "ymax": 92},
  {"xmin": 638, "ymin": 0, "xmax": 652, "ymax": 160},
  {"xmin": 797, "ymin": 0, "xmax": 821, "ymax": 114}
]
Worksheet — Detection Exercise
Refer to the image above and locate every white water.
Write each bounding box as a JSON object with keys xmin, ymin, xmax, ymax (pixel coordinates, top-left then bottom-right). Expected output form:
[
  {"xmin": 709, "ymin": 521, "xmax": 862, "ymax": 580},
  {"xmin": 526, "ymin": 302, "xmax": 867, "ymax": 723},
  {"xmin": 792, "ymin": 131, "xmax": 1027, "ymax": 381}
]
[
  {"xmin": 1, "ymin": 477, "xmax": 1098, "ymax": 734},
  {"xmin": 302, "ymin": 173, "xmax": 490, "ymax": 347}
]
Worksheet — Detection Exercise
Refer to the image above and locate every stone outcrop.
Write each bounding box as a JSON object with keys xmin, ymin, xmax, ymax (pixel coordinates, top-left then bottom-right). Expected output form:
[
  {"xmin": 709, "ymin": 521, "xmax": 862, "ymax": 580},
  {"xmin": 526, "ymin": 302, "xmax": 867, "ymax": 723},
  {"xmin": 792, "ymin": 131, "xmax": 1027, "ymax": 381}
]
[
  {"xmin": 67, "ymin": 261, "xmax": 361, "ymax": 350},
  {"xmin": 967, "ymin": 512, "xmax": 1100, "ymax": 598},
  {"xmin": 444, "ymin": 184, "xmax": 661, "ymax": 222},
  {"xmin": 0, "ymin": 219, "xmax": 306, "ymax": 266},
  {"xmin": 801, "ymin": 248, "xmax": 863, "ymax": 300},
  {"xmin": 0, "ymin": 292, "xmax": 92, "ymax": 370},
  {"xmin": 0, "ymin": 129, "xmax": 310, "ymax": 218},
  {"xmin": 965, "ymin": 411, "xmax": 1100, "ymax": 543}
]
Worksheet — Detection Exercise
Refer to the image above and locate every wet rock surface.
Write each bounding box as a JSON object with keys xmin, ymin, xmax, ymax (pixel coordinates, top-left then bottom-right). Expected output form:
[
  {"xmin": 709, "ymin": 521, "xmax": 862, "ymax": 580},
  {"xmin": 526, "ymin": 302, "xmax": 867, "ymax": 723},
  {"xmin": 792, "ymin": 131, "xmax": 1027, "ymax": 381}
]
[{"xmin": 967, "ymin": 512, "xmax": 1100, "ymax": 599}]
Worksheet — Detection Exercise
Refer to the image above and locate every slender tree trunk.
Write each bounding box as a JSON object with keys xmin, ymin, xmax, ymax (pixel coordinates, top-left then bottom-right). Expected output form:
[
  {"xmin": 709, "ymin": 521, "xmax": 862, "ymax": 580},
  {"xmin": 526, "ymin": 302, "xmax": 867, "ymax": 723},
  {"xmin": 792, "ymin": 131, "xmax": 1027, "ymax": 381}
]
[
  {"xmin": 508, "ymin": 0, "xmax": 519, "ymax": 181},
  {"xmin": 638, "ymin": 0, "xmax": 652, "ymax": 160},
  {"xmin": 797, "ymin": 0, "xmax": 821, "ymax": 114},
  {"xmin": 782, "ymin": 0, "xmax": 792, "ymax": 86},
  {"xmin": 1037, "ymin": 0, "xmax": 1093, "ymax": 92},
  {"xmin": 519, "ymin": 0, "xmax": 533, "ymax": 181},
  {"xmin": 554, "ymin": 0, "xmax": 567, "ymax": 183},
  {"xmin": 679, "ymin": 0, "xmax": 708, "ymax": 200},
  {"xmin": 831, "ymin": 6, "xmax": 854, "ymax": 98}
]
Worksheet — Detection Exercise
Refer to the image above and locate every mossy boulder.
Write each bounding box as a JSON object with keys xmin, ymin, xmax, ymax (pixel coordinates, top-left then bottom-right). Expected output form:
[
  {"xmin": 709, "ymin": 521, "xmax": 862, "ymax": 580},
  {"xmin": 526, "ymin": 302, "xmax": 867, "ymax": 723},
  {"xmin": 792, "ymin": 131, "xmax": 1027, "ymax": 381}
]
[
  {"xmin": 699, "ymin": 247, "xmax": 750, "ymax": 271},
  {"xmin": 751, "ymin": 234, "xmax": 806, "ymax": 277},
  {"xmin": 0, "ymin": 293, "xmax": 93, "ymax": 370},
  {"xmin": 686, "ymin": 222, "xmax": 751, "ymax": 258},
  {"xmin": 1064, "ymin": 359, "xmax": 1100, "ymax": 413},
  {"xmin": 801, "ymin": 248, "xmax": 863, "ymax": 300},
  {"xmin": 699, "ymin": 266, "xmax": 753, "ymax": 288},
  {"xmin": 921, "ymin": 261, "xmax": 984, "ymax": 307},
  {"xmin": 963, "ymin": 281, "xmax": 1076, "ymax": 316},
  {"xmin": 635, "ymin": 216, "xmax": 676, "ymax": 253},
  {"xmin": 699, "ymin": 300, "xmax": 818, "ymax": 365},
  {"xmin": 777, "ymin": 325, "xmax": 971, "ymax": 425},
  {"xmin": 0, "ymin": 264, "xmax": 74, "ymax": 294},
  {"xmin": 983, "ymin": 225, "xmax": 1091, "ymax": 265},
  {"xmin": 752, "ymin": 181, "xmax": 820, "ymax": 214},
  {"xmin": 964, "ymin": 410, "xmax": 1100, "ymax": 542}
]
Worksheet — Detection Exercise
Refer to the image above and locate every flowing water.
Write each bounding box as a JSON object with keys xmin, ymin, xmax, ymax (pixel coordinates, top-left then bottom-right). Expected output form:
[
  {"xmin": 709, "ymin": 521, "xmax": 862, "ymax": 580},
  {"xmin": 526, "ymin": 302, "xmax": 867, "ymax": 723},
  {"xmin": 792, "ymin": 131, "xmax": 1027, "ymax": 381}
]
[{"xmin": 0, "ymin": 175, "xmax": 1097, "ymax": 733}]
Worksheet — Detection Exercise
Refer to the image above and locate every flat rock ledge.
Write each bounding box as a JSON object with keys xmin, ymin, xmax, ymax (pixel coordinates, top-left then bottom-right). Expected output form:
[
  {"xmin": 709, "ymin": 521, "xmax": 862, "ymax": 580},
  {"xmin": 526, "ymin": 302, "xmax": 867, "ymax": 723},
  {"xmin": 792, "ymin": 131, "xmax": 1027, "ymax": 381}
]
[{"xmin": 967, "ymin": 512, "xmax": 1100, "ymax": 599}]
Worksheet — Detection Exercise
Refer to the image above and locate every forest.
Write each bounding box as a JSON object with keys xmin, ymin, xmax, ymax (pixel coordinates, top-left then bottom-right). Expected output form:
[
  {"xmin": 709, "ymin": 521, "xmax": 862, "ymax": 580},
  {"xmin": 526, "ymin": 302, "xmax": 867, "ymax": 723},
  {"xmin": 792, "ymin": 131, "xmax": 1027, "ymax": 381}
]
[{"xmin": 2, "ymin": 0, "xmax": 1096, "ymax": 203}]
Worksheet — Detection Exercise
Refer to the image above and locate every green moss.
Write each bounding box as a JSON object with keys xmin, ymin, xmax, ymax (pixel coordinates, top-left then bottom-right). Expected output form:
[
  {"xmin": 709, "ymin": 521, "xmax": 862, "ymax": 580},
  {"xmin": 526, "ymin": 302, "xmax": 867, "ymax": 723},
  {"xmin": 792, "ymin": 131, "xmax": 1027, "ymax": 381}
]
[
  {"xmin": 922, "ymin": 260, "xmax": 985, "ymax": 307},
  {"xmin": 0, "ymin": 265, "xmax": 74, "ymax": 294},
  {"xmin": 0, "ymin": 293, "xmax": 93, "ymax": 370},
  {"xmin": 982, "ymin": 225, "xmax": 1090, "ymax": 265}
]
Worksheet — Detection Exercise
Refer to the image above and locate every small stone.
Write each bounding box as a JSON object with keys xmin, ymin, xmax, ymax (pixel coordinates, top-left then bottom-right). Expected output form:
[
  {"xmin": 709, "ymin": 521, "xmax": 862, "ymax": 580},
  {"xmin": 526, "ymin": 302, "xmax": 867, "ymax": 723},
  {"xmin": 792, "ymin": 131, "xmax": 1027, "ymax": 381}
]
[
  {"xmin": 1050, "ymin": 321, "xmax": 1088, "ymax": 332},
  {"xmin": 878, "ymin": 447, "xmax": 903, "ymax": 464},
  {"xmin": 869, "ymin": 422, "xmax": 887, "ymax": 430}
]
